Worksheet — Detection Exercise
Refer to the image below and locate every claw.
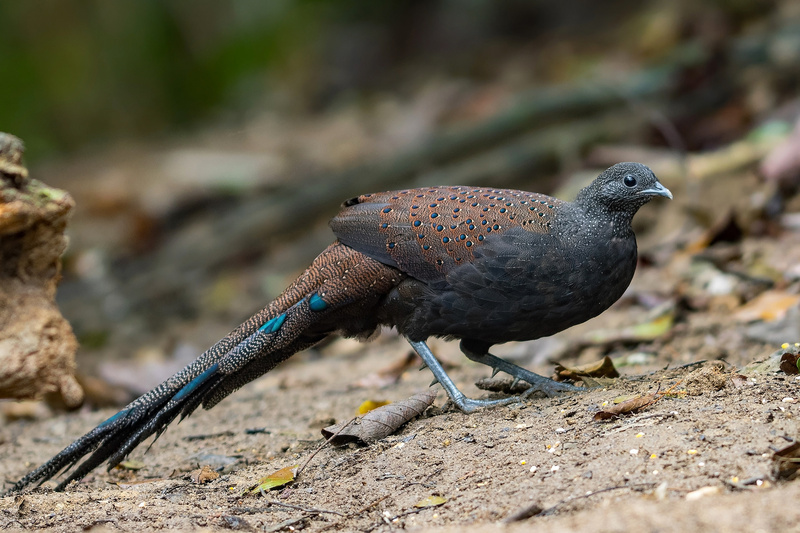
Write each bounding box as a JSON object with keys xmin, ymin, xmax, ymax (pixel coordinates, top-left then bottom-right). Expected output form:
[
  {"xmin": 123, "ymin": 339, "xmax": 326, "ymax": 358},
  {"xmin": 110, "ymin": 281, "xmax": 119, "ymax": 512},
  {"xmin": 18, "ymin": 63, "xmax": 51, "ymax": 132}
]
[{"xmin": 491, "ymin": 367, "xmax": 501, "ymax": 378}]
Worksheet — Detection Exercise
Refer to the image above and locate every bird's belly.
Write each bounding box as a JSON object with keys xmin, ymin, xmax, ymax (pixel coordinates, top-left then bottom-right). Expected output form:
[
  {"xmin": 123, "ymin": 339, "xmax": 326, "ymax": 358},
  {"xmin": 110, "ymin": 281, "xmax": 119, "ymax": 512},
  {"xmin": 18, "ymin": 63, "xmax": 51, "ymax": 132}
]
[{"xmin": 392, "ymin": 237, "xmax": 637, "ymax": 344}]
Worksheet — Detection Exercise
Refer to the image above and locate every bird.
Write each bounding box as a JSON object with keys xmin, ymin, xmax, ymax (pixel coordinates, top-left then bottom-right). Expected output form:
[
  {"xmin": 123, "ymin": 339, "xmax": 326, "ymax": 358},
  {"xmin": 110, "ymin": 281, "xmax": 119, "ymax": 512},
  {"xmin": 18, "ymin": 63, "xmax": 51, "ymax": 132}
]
[{"xmin": 9, "ymin": 161, "xmax": 671, "ymax": 493}]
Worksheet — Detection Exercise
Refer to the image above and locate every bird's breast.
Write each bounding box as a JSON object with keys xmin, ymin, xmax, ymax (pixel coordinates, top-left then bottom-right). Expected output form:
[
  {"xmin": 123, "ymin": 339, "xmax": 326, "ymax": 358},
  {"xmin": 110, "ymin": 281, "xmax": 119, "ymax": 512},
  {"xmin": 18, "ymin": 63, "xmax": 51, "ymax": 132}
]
[{"xmin": 389, "ymin": 225, "xmax": 638, "ymax": 344}]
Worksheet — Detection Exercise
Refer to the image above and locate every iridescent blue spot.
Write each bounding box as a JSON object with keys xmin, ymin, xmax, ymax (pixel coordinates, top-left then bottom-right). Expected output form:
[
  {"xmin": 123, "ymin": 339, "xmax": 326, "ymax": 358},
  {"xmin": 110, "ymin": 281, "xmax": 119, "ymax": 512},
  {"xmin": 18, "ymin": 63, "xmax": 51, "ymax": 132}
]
[
  {"xmin": 540, "ymin": 200, "xmax": 546, "ymax": 204},
  {"xmin": 431, "ymin": 213, "xmax": 438, "ymax": 219},
  {"xmin": 478, "ymin": 235, "xmax": 484, "ymax": 241},
  {"xmin": 500, "ymin": 208, "xmax": 506, "ymax": 213},
  {"xmin": 309, "ymin": 292, "xmax": 328, "ymax": 311},
  {"xmin": 482, "ymin": 207, "xmax": 488, "ymax": 212},
  {"xmin": 436, "ymin": 225, "xmax": 443, "ymax": 231},
  {"xmin": 548, "ymin": 205, "xmax": 554, "ymax": 209},
  {"xmin": 472, "ymin": 203, "xmax": 478, "ymax": 207},
  {"xmin": 388, "ymin": 242, "xmax": 396, "ymax": 249},
  {"xmin": 260, "ymin": 313, "xmax": 287, "ymax": 333},
  {"xmin": 418, "ymin": 234, "xmax": 424, "ymax": 239},
  {"xmin": 413, "ymin": 220, "xmax": 421, "ymax": 227},
  {"xmin": 460, "ymin": 234, "xmax": 466, "ymax": 240},
  {"xmin": 505, "ymin": 202, "xmax": 512, "ymax": 206},
  {"xmin": 423, "ymin": 244, "xmax": 430, "ymax": 250},
  {"xmin": 430, "ymin": 203, "xmax": 438, "ymax": 207},
  {"xmin": 482, "ymin": 220, "xmax": 488, "ymax": 225},
  {"xmin": 437, "ymin": 197, "xmax": 445, "ymax": 201},
  {"xmin": 486, "ymin": 228, "xmax": 492, "ymax": 233},
  {"xmin": 466, "ymin": 241, "xmax": 473, "ymax": 247},
  {"xmin": 442, "ymin": 237, "xmax": 450, "ymax": 243},
  {"xmin": 469, "ymin": 224, "xmax": 475, "ymax": 230},
  {"xmin": 381, "ymin": 223, "xmax": 389, "ymax": 229},
  {"xmin": 539, "ymin": 212, "xmax": 545, "ymax": 217},
  {"xmin": 450, "ymin": 224, "xmax": 457, "ymax": 229},
  {"xmin": 493, "ymin": 224, "xmax": 500, "ymax": 230},
  {"xmin": 98, "ymin": 408, "xmax": 132, "ymax": 428},
  {"xmin": 530, "ymin": 206, "xmax": 536, "ymax": 211},
  {"xmin": 383, "ymin": 208, "xmax": 391, "ymax": 213},
  {"xmin": 174, "ymin": 363, "xmax": 219, "ymax": 402},
  {"xmin": 453, "ymin": 208, "xmax": 460, "ymax": 213},
  {"xmin": 412, "ymin": 204, "xmax": 419, "ymax": 209}
]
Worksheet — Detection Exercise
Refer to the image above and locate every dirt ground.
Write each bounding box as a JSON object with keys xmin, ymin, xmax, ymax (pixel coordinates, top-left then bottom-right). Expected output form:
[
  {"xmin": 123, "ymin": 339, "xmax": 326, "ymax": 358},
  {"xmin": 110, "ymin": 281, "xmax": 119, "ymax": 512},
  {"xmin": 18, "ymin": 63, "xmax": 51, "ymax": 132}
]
[{"xmin": 1, "ymin": 247, "xmax": 799, "ymax": 533}]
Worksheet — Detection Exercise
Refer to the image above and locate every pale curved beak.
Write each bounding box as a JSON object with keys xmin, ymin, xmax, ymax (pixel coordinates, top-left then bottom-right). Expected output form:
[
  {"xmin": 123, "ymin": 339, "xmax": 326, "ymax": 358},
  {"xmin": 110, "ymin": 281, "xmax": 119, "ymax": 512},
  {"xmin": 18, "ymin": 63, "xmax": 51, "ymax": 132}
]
[{"xmin": 641, "ymin": 181, "xmax": 672, "ymax": 200}]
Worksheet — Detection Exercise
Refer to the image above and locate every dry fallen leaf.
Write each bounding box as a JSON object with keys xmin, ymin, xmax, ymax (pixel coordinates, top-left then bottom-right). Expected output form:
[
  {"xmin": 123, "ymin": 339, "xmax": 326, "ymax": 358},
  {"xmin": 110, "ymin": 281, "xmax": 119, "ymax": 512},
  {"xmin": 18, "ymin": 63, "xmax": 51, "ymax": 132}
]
[
  {"xmin": 734, "ymin": 290, "xmax": 800, "ymax": 323},
  {"xmin": 779, "ymin": 352, "xmax": 800, "ymax": 375},
  {"xmin": 190, "ymin": 465, "xmax": 220, "ymax": 484},
  {"xmin": 475, "ymin": 377, "xmax": 533, "ymax": 394},
  {"xmin": 594, "ymin": 394, "xmax": 657, "ymax": 420},
  {"xmin": 250, "ymin": 465, "xmax": 298, "ymax": 494},
  {"xmin": 322, "ymin": 389, "xmax": 437, "ymax": 445},
  {"xmin": 414, "ymin": 495, "xmax": 447, "ymax": 508},
  {"xmin": 117, "ymin": 460, "xmax": 146, "ymax": 471},
  {"xmin": 554, "ymin": 356, "xmax": 619, "ymax": 381}
]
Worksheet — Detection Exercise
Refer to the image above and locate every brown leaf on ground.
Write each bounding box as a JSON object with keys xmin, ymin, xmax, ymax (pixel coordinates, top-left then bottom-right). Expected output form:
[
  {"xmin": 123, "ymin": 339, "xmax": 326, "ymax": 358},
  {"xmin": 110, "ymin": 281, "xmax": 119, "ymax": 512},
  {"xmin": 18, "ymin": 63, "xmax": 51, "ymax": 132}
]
[
  {"xmin": 779, "ymin": 352, "xmax": 800, "ymax": 375},
  {"xmin": 554, "ymin": 356, "xmax": 620, "ymax": 381},
  {"xmin": 594, "ymin": 394, "xmax": 657, "ymax": 420},
  {"xmin": 190, "ymin": 465, "xmax": 220, "ymax": 484},
  {"xmin": 321, "ymin": 389, "xmax": 436, "ymax": 445},
  {"xmin": 734, "ymin": 290, "xmax": 800, "ymax": 323},
  {"xmin": 475, "ymin": 377, "xmax": 531, "ymax": 394}
]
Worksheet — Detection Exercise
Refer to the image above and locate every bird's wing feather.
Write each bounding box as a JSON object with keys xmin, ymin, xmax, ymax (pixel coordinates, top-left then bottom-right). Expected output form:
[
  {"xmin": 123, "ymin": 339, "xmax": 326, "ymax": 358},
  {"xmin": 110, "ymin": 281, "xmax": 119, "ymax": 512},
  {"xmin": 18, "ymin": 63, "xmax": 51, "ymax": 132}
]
[{"xmin": 330, "ymin": 186, "xmax": 559, "ymax": 283}]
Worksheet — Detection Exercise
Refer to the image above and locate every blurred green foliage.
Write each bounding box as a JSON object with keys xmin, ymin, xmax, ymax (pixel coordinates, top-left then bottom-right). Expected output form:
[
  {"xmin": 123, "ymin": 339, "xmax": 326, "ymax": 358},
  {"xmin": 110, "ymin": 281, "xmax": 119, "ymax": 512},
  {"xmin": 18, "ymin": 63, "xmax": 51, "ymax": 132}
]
[
  {"xmin": 0, "ymin": 0, "xmax": 424, "ymax": 160},
  {"xmin": 0, "ymin": 0, "xmax": 771, "ymax": 161}
]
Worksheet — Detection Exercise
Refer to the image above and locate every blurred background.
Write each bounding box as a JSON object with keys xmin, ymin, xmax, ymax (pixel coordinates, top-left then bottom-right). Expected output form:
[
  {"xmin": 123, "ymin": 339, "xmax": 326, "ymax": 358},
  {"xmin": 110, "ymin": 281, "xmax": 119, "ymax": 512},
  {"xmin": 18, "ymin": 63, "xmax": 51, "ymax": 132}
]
[{"xmin": 3, "ymin": 0, "xmax": 800, "ymax": 408}]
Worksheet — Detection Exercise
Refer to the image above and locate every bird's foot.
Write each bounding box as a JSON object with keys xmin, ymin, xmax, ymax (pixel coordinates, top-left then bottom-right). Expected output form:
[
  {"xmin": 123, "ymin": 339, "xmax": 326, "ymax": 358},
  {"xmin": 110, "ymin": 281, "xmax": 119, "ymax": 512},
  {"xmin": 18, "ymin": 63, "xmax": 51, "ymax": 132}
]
[
  {"xmin": 408, "ymin": 338, "xmax": 524, "ymax": 414},
  {"xmin": 461, "ymin": 342, "xmax": 580, "ymax": 398}
]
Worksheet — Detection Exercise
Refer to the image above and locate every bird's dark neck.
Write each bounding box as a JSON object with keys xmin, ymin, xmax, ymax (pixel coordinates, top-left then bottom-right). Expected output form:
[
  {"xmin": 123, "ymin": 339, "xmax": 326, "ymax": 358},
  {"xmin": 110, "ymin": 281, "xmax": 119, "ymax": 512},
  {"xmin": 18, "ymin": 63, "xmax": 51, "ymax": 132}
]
[{"xmin": 574, "ymin": 191, "xmax": 637, "ymax": 239}]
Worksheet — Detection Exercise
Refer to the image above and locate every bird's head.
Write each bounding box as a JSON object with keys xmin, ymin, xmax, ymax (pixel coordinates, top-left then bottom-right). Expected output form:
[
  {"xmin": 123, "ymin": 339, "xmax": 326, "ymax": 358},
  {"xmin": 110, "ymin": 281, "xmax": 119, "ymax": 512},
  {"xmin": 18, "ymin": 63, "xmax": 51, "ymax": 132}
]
[{"xmin": 577, "ymin": 162, "xmax": 672, "ymax": 214}]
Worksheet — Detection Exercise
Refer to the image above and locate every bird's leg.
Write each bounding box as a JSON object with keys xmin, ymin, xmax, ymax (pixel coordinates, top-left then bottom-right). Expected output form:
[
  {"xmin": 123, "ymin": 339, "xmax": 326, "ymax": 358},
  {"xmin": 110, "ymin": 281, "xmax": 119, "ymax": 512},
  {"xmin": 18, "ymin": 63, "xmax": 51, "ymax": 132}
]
[
  {"xmin": 406, "ymin": 338, "xmax": 520, "ymax": 413},
  {"xmin": 460, "ymin": 340, "xmax": 579, "ymax": 397}
]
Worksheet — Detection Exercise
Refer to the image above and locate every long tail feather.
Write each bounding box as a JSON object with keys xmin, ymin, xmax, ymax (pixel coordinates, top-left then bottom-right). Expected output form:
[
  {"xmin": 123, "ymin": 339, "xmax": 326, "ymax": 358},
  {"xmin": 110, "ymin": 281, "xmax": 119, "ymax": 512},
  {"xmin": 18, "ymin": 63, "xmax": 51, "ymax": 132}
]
[{"xmin": 9, "ymin": 242, "xmax": 401, "ymax": 493}]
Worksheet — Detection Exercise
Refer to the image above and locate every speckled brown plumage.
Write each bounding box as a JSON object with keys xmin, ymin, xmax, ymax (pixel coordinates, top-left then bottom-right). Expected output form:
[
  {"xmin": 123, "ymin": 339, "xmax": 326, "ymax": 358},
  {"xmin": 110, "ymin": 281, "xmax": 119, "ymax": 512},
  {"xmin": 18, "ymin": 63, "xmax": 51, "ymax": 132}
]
[{"xmin": 10, "ymin": 162, "xmax": 671, "ymax": 493}]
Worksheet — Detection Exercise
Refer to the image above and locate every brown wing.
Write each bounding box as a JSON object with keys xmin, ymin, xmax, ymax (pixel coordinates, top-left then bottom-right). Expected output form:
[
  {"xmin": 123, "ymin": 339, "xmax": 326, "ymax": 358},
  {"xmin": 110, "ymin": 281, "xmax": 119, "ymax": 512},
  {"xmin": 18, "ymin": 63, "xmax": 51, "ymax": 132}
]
[{"xmin": 329, "ymin": 186, "xmax": 560, "ymax": 283}]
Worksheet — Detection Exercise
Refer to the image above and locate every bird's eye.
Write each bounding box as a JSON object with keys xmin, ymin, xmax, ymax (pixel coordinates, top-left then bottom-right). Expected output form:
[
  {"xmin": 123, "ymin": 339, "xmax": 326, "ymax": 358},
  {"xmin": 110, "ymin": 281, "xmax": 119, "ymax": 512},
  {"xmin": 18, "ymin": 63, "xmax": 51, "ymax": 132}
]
[{"xmin": 623, "ymin": 175, "xmax": 637, "ymax": 187}]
